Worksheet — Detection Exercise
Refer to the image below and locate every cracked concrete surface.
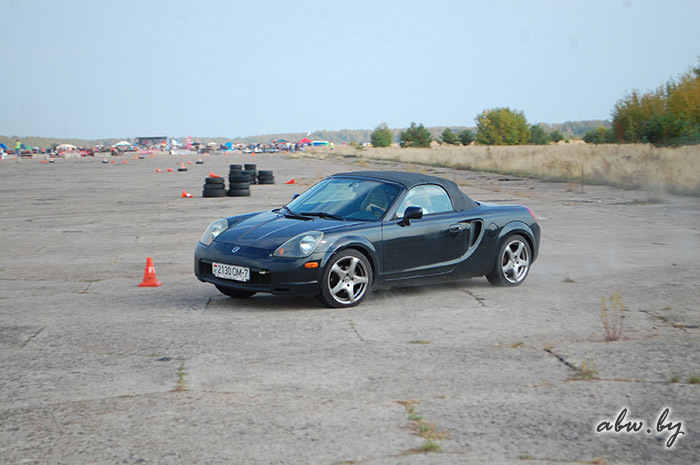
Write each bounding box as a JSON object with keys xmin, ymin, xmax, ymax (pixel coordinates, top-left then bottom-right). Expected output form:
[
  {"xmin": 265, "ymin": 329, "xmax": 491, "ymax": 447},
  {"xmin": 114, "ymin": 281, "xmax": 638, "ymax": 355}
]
[{"xmin": 0, "ymin": 152, "xmax": 698, "ymax": 464}]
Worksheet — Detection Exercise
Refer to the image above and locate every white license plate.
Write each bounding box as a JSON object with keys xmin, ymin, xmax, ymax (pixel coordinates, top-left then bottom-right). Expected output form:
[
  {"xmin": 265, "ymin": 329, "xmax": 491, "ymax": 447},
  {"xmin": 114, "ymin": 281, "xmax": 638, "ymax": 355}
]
[{"xmin": 212, "ymin": 262, "xmax": 250, "ymax": 282}]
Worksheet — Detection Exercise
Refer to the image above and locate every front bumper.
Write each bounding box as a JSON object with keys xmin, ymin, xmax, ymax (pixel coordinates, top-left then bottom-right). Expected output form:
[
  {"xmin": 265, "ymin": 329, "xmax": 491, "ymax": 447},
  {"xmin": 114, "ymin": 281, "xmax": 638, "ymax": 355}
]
[{"xmin": 194, "ymin": 241, "xmax": 323, "ymax": 296}]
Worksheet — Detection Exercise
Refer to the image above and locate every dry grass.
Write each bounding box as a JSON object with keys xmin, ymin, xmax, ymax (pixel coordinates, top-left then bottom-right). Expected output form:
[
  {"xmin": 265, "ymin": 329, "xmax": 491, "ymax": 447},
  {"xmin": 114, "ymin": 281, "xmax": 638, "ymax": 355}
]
[
  {"xmin": 601, "ymin": 291, "xmax": 625, "ymax": 341},
  {"xmin": 310, "ymin": 144, "xmax": 700, "ymax": 196}
]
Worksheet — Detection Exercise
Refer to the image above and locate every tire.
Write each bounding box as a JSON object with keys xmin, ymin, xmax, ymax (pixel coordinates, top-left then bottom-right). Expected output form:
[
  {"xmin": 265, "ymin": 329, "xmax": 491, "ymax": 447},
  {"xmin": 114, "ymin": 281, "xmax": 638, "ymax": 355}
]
[
  {"xmin": 203, "ymin": 183, "xmax": 225, "ymax": 190},
  {"xmin": 242, "ymin": 170, "xmax": 257, "ymax": 185},
  {"xmin": 228, "ymin": 181, "xmax": 250, "ymax": 189},
  {"xmin": 215, "ymin": 284, "xmax": 256, "ymax": 298},
  {"xmin": 486, "ymin": 234, "xmax": 532, "ymax": 286},
  {"xmin": 229, "ymin": 164, "xmax": 242, "ymax": 170},
  {"xmin": 227, "ymin": 189, "xmax": 251, "ymax": 197},
  {"xmin": 258, "ymin": 179, "xmax": 275, "ymax": 185},
  {"xmin": 229, "ymin": 174, "xmax": 250, "ymax": 183},
  {"xmin": 244, "ymin": 164, "xmax": 256, "ymax": 171},
  {"xmin": 205, "ymin": 177, "xmax": 224, "ymax": 184},
  {"xmin": 178, "ymin": 168, "xmax": 188, "ymax": 172},
  {"xmin": 318, "ymin": 249, "xmax": 372, "ymax": 308},
  {"xmin": 203, "ymin": 189, "xmax": 226, "ymax": 197},
  {"xmin": 258, "ymin": 170, "xmax": 273, "ymax": 176}
]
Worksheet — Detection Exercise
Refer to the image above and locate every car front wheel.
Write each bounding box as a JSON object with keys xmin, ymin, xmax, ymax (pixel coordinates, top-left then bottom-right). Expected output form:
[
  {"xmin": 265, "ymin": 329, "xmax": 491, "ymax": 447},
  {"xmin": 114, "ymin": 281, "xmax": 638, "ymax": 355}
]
[
  {"xmin": 486, "ymin": 234, "xmax": 531, "ymax": 286},
  {"xmin": 318, "ymin": 249, "xmax": 372, "ymax": 308}
]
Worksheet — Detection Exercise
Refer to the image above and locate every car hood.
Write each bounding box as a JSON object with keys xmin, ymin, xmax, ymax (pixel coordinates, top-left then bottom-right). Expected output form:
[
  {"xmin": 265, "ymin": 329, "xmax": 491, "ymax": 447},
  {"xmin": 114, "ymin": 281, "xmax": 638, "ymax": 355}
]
[{"xmin": 213, "ymin": 210, "xmax": 362, "ymax": 249}]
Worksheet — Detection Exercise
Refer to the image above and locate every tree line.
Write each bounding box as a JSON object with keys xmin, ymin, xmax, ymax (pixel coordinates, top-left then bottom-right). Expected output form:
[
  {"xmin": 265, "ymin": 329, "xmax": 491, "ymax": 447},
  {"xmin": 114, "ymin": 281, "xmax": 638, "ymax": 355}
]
[
  {"xmin": 370, "ymin": 109, "xmax": 567, "ymax": 148},
  {"xmin": 371, "ymin": 62, "xmax": 699, "ymax": 148}
]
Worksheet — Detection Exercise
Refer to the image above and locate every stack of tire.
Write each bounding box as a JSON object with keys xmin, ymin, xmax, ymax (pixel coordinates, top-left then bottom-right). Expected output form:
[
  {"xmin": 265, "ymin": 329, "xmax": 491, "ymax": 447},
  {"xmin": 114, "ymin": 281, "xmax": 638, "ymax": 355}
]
[
  {"xmin": 257, "ymin": 170, "xmax": 275, "ymax": 184},
  {"xmin": 202, "ymin": 177, "xmax": 226, "ymax": 197},
  {"xmin": 242, "ymin": 164, "xmax": 257, "ymax": 185},
  {"xmin": 228, "ymin": 164, "xmax": 251, "ymax": 197}
]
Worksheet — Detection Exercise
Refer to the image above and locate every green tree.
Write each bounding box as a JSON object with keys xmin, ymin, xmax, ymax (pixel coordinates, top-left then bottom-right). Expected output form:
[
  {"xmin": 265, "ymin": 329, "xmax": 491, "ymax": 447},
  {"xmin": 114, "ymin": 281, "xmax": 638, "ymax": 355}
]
[
  {"xmin": 475, "ymin": 108, "xmax": 530, "ymax": 145},
  {"xmin": 400, "ymin": 122, "xmax": 432, "ymax": 148},
  {"xmin": 458, "ymin": 128, "xmax": 475, "ymax": 145},
  {"xmin": 529, "ymin": 125, "xmax": 550, "ymax": 145},
  {"xmin": 549, "ymin": 129, "xmax": 564, "ymax": 143},
  {"xmin": 440, "ymin": 128, "xmax": 458, "ymax": 145},
  {"xmin": 370, "ymin": 123, "xmax": 393, "ymax": 147},
  {"xmin": 612, "ymin": 63, "xmax": 700, "ymax": 145},
  {"xmin": 583, "ymin": 127, "xmax": 615, "ymax": 144}
]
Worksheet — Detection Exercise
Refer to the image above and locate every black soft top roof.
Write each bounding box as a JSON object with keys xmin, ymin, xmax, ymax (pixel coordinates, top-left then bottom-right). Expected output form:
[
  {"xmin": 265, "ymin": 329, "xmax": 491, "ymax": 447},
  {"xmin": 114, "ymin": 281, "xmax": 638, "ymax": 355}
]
[{"xmin": 332, "ymin": 170, "xmax": 478, "ymax": 211}]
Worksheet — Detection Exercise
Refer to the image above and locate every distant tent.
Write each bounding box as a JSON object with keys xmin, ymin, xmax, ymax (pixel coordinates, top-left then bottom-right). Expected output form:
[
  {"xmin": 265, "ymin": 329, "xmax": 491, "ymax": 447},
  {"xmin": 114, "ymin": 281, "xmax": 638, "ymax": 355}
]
[
  {"xmin": 57, "ymin": 144, "xmax": 77, "ymax": 151},
  {"xmin": 298, "ymin": 138, "xmax": 312, "ymax": 144},
  {"xmin": 277, "ymin": 139, "xmax": 289, "ymax": 143},
  {"xmin": 0, "ymin": 143, "xmax": 9, "ymax": 151},
  {"xmin": 113, "ymin": 141, "xmax": 131, "ymax": 147}
]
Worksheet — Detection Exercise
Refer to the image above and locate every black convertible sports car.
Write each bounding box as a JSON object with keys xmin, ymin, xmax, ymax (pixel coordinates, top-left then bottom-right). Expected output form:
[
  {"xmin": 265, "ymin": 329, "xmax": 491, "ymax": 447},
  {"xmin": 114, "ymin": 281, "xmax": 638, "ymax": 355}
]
[{"xmin": 195, "ymin": 171, "xmax": 540, "ymax": 307}]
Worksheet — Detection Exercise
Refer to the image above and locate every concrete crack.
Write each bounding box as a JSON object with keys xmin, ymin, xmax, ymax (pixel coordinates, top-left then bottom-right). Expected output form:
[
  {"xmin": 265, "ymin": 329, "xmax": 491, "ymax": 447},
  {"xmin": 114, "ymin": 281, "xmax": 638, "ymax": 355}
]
[
  {"xmin": 349, "ymin": 321, "xmax": 366, "ymax": 343},
  {"xmin": 463, "ymin": 289, "xmax": 486, "ymax": 307},
  {"xmin": 78, "ymin": 282, "xmax": 92, "ymax": 294},
  {"xmin": 640, "ymin": 310, "xmax": 695, "ymax": 331},
  {"xmin": 543, "ymin": 348, "xmax": 579, "ymax": 372},
  {"xmin": 20, "ymin": 327, "xmax": 44, "ymax": 348}
]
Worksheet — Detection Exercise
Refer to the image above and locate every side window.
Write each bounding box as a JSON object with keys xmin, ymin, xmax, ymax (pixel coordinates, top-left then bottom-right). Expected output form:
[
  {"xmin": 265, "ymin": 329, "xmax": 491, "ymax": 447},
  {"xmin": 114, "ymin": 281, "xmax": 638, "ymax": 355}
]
[{"xmin": 396, "ymin": 185, "xmax": 453, "ymax": 218}]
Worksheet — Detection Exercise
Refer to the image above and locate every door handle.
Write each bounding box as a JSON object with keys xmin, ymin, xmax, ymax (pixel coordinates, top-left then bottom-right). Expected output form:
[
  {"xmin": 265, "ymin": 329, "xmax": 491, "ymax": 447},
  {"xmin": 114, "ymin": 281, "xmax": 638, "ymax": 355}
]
[{"xmin": 449, "ymin": 223, "xmax": 468, "ymax": 233}]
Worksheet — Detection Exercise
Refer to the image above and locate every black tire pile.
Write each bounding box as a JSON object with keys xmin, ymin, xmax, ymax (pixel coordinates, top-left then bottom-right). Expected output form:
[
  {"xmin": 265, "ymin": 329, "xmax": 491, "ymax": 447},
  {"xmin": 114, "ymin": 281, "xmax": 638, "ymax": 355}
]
[
  {"xmin": 201, "ymin": 163, "xmax": 275, "ymax": 198},
  {"xmin": 228, "ymin": 164, "xmax": 251, "ymax": 197},
  {"xmin": 202, "ymin": 176, "xmax": 226, "ymax": 197},
  {"xmin": 258, "ymin": 169, "xmax": 275, "ymax": 184},
  {"xmin": 241, "ymin": 163, "xmax": 257, "ymax": 185}
]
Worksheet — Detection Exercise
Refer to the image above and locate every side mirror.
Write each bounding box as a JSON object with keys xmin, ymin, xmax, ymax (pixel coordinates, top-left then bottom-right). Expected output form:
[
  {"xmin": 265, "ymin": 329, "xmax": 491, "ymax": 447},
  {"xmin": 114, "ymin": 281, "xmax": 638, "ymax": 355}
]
[
  {"xmin": 400, "ymin": 206, "xmax": 423, "ymax": 226},
  {"xmin": 291, "ymin": 193, "xmax": 300, "ymax": 200}
]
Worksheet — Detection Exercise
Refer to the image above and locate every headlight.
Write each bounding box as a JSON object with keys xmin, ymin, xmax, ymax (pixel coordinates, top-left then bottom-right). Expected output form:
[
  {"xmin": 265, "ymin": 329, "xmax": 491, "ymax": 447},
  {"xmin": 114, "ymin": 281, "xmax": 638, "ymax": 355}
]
[
  {"xmin": 200, "ymin": 218, "xmax": 228, "ymax": 246},
  {"xmin": 273, "ymin": 231, "xmax": 324, "ymax": 258}
]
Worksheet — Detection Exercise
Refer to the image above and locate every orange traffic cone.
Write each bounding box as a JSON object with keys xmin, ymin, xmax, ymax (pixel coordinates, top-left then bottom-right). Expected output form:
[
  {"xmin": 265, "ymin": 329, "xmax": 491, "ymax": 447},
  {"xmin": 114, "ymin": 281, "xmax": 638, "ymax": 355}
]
[
  {"xmin": 209, "ymin": 172, "xmax": 221, "ymax": 178},
  {"xmin": 156, "ymin": 168, "xmax": 163, "ymax": 172},
  {"xmin": 122, "ymin": 160, "xmax": 127, "ymax": 164},
  {"xmin": 178, "ymin": 163, "xmax": 188, "ymax": 172},
  {"xmin": 187, "ymin": 161, "xmax": 192, "ymax": 165},
  {"xmin": 138, "ymin": 257, "xmax": 162, "ymax": 287},
  {"xmin": 285, "ymin": 178, "xmax": 296, "ymax": 184},
  {"xmin": 181, "ymin": 190, "xmax": 193, "ymax": 198},
  {"xmin": 167, "ymin": 168, "xmax": 174, "ymax": 172}
]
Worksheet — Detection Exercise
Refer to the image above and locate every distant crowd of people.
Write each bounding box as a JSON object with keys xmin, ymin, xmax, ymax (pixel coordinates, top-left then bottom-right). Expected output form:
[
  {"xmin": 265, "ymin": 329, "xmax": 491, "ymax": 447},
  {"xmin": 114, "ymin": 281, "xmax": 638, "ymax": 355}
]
[{"xmin": 1, "ymin": 138, "xmax": 334, "ymax": 161}]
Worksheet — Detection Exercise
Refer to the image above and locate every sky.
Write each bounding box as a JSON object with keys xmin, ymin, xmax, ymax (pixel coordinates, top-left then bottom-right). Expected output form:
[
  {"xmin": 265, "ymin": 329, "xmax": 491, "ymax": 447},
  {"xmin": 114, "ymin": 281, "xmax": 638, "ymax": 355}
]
[{"xmin": 1, "ymin": 0, "xmax": 699, "ymax": 140}]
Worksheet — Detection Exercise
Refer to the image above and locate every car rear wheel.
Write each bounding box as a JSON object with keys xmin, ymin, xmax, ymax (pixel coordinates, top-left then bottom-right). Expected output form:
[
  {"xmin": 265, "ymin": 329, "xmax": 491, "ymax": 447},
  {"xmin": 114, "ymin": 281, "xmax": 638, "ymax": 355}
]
[
  {"xmin": 486, "ymin": 234, "xmax": 531, "ymax": 286},
  {"xmin": 318, "ymin": 249, "xmax": 372, "ymax": 308},
  {"xmin": 215, "ymin": 284, "xmax": 256, "ymax": 299}
]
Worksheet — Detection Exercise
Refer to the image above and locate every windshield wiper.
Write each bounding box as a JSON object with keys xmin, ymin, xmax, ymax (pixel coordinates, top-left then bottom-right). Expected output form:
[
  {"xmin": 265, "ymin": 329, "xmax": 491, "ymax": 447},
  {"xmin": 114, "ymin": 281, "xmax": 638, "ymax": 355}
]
[
  {"xmin": 278, "ymin": 206, "xmax": 312, "ymax": 220},
  {"xmin": 299, "ymin": 211, "xmax": 344, "ymax": 220}
]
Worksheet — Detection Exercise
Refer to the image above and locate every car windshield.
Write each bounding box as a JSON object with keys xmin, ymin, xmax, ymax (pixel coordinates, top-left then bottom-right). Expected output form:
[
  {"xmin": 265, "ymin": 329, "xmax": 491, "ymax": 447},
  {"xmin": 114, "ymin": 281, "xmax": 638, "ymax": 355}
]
[{"xmin": 285, "ymin": 177, "xmax": 401, "ymax": 221}]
